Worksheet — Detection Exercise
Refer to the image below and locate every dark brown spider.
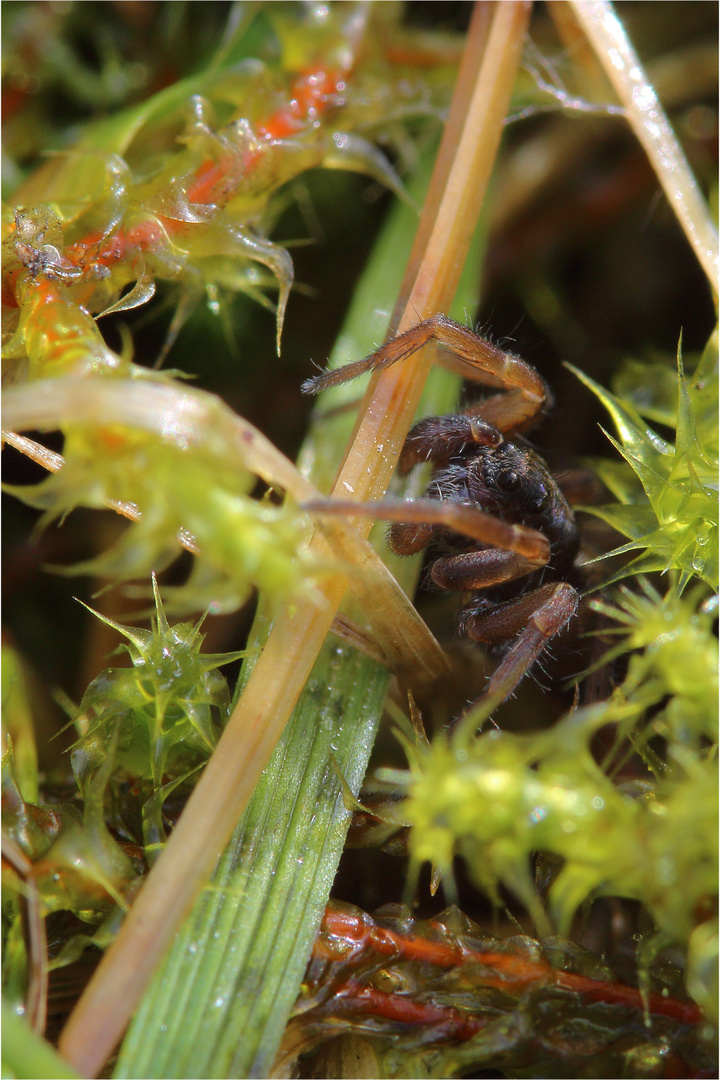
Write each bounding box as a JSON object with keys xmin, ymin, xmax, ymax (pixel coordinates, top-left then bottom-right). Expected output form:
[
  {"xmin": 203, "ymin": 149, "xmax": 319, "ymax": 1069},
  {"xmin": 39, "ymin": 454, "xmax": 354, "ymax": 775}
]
[{"xmin": 303, "ymin": 314, "xmax": 581, "ymax": 704}]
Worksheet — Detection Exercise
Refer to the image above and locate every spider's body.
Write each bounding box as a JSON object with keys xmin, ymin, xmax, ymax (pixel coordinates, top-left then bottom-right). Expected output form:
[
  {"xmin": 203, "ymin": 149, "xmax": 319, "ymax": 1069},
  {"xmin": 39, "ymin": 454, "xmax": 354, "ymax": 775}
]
[
  {"xmin": 304, "ymin": 315, "xmax": 582, "ymax": 703},
  {"xmin": 400, "ymin": 437, "xmax": 580, "ymax": 578}
]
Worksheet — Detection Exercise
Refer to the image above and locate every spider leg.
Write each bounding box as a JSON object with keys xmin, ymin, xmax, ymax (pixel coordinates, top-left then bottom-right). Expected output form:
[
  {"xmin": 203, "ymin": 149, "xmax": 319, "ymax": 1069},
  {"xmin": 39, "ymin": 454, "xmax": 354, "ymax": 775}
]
[
  {"xmin": 430, "ymin": 549, "xmax": 542, "ymax": 591},
  {"xmin": 464, "ymin": 582, "xmax": 579, "ymax": 702},
  {"xmin": 387, "ymin": 519, "xmax": 435, "ymax": 555},
  {"xmin": 398, "ymin": 414, "xmax": 502, "ymax": 475},
  {"xmin": 303, "ymin": 314, "xmax": 550, "ymax": 435},
  {"xmin": 305, "ymin": 497, "xmax": 550, "ymax": 563}
]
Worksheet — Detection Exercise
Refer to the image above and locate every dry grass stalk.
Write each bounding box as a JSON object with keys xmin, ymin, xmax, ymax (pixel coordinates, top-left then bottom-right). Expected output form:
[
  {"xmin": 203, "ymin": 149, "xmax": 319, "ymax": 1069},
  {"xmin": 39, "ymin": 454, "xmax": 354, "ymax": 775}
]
[{"xmin": 569, "ymin": 0, "xmax": 718, "ymax": 292}]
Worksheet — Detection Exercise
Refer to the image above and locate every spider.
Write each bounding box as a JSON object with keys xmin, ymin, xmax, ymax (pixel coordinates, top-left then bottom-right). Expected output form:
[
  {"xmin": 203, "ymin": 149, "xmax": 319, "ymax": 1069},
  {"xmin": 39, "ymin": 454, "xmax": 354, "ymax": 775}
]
[{"xmin": 303, "ymin": 314, "xmax": 581, "ymax": 705}]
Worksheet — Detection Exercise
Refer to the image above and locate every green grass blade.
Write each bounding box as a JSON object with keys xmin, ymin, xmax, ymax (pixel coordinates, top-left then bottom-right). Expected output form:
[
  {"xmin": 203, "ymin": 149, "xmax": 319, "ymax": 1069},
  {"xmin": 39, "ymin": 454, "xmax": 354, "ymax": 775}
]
[
  {"xmin": 2, "ymin": 1000, "xmax": 80, "ymax": 1080},
  {"xmin": 115, "ymin": 634, "xmax": 388, "ymax": 1079}
]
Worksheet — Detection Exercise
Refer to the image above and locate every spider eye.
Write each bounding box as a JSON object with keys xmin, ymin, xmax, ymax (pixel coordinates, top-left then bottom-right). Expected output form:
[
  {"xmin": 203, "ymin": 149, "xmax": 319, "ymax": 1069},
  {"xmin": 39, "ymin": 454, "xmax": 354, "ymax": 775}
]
[{"xmin": 496, "ymin": 469, "xmax": 520, "ymax": 493}]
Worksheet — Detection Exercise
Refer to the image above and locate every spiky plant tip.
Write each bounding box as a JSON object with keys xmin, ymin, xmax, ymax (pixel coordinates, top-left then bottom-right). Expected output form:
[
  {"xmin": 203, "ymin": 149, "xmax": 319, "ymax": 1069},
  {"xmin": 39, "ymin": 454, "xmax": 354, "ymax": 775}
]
[
  {"xmin": 403, "ymin": 707, "xmax": 716, "ymax": 958},
  {"xmin": 71, "ymin": 580, "xmax": 246, "ymax": 797},
  {"xmin": 568, "ymin": 336, "xmax": 718, "ymax": 592},
  {"xmin": 588, "ymin": 578, "xmax": 718, "ymax": 747}
]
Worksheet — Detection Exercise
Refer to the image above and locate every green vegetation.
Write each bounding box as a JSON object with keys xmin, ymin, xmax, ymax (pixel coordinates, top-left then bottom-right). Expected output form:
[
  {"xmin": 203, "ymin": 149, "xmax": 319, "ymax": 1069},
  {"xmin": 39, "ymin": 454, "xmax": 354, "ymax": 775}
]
[{"xmin": 2, "ymin": 3, "xmax": 717, "ymax": 1077}]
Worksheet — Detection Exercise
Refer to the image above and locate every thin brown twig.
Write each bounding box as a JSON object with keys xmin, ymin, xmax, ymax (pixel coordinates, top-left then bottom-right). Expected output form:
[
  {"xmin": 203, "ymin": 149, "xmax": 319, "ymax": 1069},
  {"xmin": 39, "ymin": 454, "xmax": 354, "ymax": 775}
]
[{"xmin": 2, "ymin": 430, "xmax": 201, "ymax": 553}]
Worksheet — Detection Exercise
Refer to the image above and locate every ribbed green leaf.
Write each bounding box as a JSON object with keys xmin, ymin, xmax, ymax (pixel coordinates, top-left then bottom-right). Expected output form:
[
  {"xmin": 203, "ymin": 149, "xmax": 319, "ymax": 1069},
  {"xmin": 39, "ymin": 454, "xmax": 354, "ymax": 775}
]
[{"xmin": 2, "ymin": 1000, "xmax": 80, "ymax": 1080}]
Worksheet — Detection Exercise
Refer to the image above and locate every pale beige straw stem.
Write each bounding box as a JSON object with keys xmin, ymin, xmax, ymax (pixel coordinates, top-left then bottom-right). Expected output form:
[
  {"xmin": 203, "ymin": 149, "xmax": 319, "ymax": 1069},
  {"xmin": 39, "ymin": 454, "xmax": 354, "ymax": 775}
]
[{"xmin": 570, "ymin": 0, "xmax": 718, "ymax": 293}]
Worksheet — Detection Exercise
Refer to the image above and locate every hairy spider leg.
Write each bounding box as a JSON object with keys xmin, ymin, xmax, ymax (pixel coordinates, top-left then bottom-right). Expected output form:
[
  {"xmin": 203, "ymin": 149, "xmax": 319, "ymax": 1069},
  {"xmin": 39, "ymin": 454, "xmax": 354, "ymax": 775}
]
[
  {"xmin": 304, "ymin": 497, "xmax": 551, "ymax": 564},
  {"xmin": 464, "ymin": 581, "xmax": 579, "ymax": 703},
  {"xmin": 303, "ymin": 314, "xmax": 551, "ymax": 435},
  {"xmin": 398, "ymin": 413, "xmax": 503, "ymax": 474},
  {"xmin": 429, "ymin": 548, "xmax": 545, "ymax": 590}
]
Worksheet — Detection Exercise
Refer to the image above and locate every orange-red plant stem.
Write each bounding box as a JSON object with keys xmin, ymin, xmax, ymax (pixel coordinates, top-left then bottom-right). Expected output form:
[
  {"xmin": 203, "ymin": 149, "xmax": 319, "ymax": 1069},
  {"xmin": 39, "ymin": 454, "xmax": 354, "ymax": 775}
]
[{"xmin": 316, "ymin": 903, "xmax": 703, "ymax": 1027}]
